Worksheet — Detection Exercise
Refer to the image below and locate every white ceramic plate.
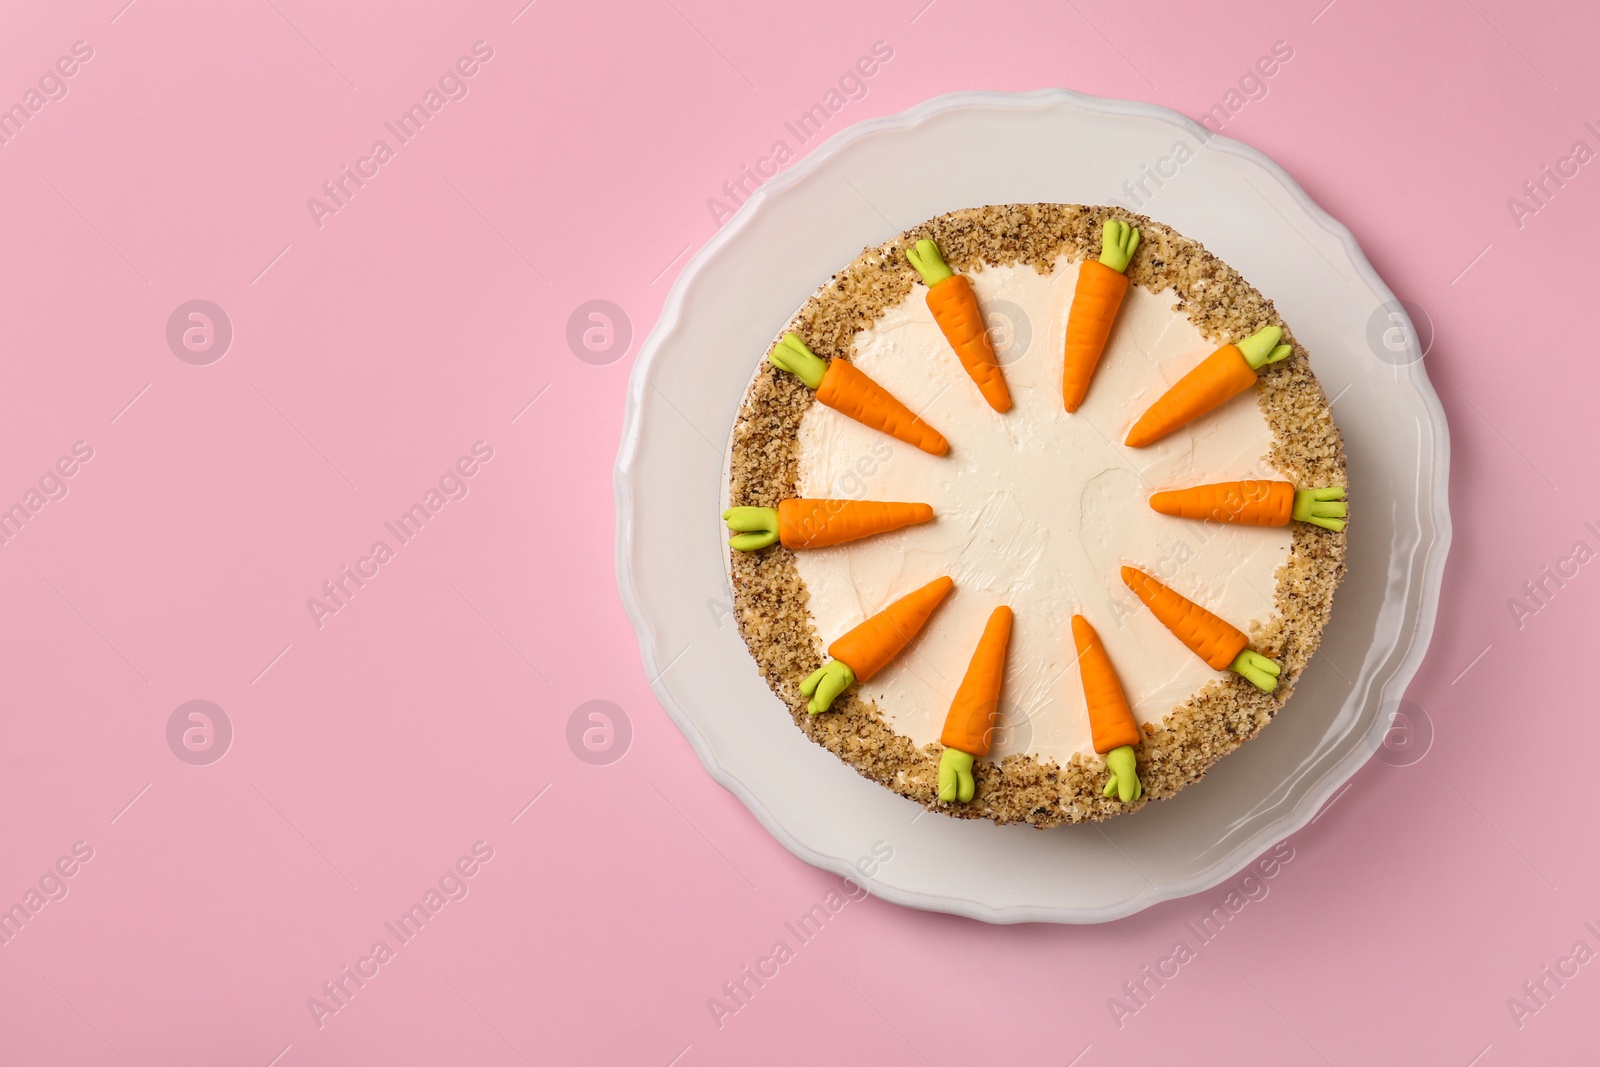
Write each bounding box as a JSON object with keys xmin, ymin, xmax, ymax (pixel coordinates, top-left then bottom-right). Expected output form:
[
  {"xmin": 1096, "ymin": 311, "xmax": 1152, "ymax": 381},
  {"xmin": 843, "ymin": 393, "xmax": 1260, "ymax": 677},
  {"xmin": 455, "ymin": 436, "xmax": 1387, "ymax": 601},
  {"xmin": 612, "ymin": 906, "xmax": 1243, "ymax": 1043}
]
[{"xmin": 615, "ymin": 90, "xmax": 1450, "ymax": 923}]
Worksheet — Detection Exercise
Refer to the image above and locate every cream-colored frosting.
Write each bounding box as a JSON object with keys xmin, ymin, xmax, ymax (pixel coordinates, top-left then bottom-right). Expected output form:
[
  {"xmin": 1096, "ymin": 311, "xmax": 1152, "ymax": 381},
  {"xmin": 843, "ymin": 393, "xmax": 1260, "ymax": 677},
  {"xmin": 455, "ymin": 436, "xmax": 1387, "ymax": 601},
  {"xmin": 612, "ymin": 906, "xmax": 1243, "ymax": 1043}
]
[{"xmin": 791, "ymin": 257, "xmax": 1292, "ymax": 766}]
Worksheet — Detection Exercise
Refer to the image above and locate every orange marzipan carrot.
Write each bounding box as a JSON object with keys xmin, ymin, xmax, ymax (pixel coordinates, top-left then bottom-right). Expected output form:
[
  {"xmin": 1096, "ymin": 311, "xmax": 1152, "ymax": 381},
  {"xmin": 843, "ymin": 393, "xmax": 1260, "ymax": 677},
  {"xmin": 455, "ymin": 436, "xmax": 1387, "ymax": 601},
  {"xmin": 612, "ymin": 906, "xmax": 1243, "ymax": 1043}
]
[
  {"xmin": 1125, "ymin": 344, "xmax": 1258, "ymax": 447},
  {"xmin": 926, "ymin": 275, "xmax": 1012, "ymax": 413},
  {"xmin": 776, "ymin": 498, "xmax": 933, "ymax": 550},
  {"xmin": 829, "ymin": 576, "xmax": 954, "ymax": 681},
  {"xmin": 1149, "ymin": 480, "xmax": 1295, "ymax": 526},
  {"xmin": 940, "ymin": 605, "xmax": 1012, "ymax": 757},
  {"xmin": 1121, "ymin": 566, "xmax": 1248, "ymax": 671},
  {"xmin": 816, "ymin": 360, "xmax": 948, "ymax": 455},
  {"xmin": 1062, "ymin": 260, "xmax": 1131, "ymax": 413},
  {"xmin": 1071, "ymin": 615, "xmax": 1142, "ymax": 754}
]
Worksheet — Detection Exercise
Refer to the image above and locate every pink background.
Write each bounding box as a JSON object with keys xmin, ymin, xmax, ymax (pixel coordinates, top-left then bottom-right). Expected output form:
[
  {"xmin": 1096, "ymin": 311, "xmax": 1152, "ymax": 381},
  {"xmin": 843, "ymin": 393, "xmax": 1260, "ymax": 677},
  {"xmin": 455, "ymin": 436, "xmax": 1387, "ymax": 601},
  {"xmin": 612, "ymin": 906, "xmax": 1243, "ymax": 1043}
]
[{"xmin": 0, "ymin": 0, "xmax": 1593, "ymax": 1062}]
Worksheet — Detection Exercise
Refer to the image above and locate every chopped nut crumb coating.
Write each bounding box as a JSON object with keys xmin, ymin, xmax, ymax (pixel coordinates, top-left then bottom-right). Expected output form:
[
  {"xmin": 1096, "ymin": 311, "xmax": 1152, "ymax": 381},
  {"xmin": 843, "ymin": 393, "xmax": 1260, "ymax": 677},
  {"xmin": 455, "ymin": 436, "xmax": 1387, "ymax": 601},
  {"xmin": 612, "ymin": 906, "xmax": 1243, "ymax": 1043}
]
[{"xmin": 727, "ymin": 205, "xmax": 1347, "ymax": 827}]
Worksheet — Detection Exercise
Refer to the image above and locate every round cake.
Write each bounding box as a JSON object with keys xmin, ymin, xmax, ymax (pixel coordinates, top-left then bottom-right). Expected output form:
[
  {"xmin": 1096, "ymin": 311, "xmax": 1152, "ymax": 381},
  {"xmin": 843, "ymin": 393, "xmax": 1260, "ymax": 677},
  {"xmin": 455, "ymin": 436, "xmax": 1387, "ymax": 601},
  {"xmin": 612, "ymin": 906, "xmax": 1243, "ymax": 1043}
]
[{"xmin": 725, "ymin": 204, "xmax": 1347, "ymax": 826}]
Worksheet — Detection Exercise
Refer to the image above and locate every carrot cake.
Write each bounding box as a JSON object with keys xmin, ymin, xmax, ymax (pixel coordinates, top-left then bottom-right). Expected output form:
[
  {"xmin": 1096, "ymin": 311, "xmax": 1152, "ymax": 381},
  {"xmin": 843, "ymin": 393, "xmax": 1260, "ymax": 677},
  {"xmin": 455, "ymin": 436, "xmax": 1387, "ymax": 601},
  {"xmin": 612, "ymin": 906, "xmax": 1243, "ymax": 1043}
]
[{"xmin": 723, "ymin": 204, "xmax": 1347, "ymax": 826}]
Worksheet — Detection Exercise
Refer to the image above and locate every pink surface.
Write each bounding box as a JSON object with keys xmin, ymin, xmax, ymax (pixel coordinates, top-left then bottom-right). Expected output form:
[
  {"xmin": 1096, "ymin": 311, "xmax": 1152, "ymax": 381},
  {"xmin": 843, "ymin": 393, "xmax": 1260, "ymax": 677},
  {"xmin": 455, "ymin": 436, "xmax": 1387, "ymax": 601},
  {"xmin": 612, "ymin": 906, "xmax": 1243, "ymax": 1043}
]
[{"xmin": 0, "ymin": 0, "xmax": 1593, "ymax": 1062}]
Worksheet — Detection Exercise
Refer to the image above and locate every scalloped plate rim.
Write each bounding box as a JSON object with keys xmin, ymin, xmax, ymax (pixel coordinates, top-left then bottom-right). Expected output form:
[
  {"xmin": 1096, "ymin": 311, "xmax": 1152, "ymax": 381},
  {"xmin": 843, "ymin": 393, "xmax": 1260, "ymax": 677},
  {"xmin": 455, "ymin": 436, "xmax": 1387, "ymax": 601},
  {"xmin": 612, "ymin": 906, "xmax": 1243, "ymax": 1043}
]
[{"xmin": 614, "ymin": 88, "xmax": 1452, "ymax": 924}]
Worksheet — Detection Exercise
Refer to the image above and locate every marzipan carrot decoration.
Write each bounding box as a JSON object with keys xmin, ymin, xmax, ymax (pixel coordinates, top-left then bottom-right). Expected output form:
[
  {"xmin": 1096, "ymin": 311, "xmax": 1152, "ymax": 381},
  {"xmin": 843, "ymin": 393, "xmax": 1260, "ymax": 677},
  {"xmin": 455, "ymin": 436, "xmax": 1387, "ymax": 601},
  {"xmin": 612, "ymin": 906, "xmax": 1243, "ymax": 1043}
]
[
  {"xmin": 1121, "ymin": 566, "xmax": 1281, "ymax": 692},
  {"xmin": 1071, "ymin": 615, "xmax": 1142, "ymax": 803},
  {"xmin": 769, "ymin": 333, "xmax": 949, "ymax": 456},
  {"xmin": 1149, "ymin": 480, "xmax": 1348, "ymax": 532},
  {"xmin": 723, "ymin": 499, "xmax": 933, "ymax": 551},
  {"xmin": 906, "ymin": 239, "xmax": 1012, "ymax": 413},
  {"xmin": 1062, "ymin": 219, "xmax": 1140, "ymax": 412},
  {"xmin": 938, "ymin": 605, "xmax": 1013, "ymax": 804},
  {"xmin": 1125, "ymin": 325, "xmax": 1293, "ymax": 447},
  {"xmin": 800, "ymin": 576, "xmax": 954, "ymax": 714}
]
